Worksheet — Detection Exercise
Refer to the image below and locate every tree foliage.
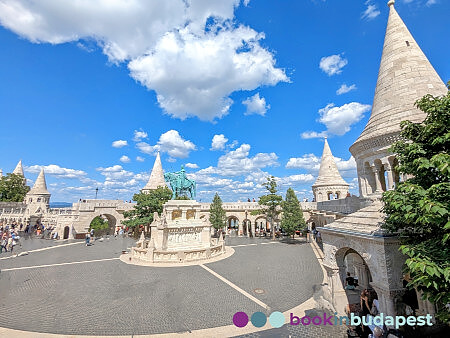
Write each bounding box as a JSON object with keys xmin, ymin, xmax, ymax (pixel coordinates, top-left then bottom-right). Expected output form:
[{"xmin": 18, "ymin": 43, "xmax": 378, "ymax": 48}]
[
  {"xmin": 252, "ymin": 176, "xmax": 283, "ymax": 239},
  {"xmin": 281, "ymin": 188, "xmax": 306, "ymax": 238},
  {"xmin": 123, "ymin": 186, "xmax": 172, "ymax": 229},
  {"xmin": 209, "ymin": 193, "xmax": 226, "ymax": 231},
  {"xmin": 0, "ymin": 173, "xmax": 30, "ymax": 202},
  {"xmin": 381, "ymin": 84, "xmax": 450, "ymax": 322},
  {"xmin": 89, "ymin": 216, "xmax": 109, "ymax": 235}
]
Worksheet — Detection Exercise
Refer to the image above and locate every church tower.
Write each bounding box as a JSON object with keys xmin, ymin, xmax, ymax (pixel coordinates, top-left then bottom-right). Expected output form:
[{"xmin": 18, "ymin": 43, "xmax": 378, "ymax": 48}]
[
  {"xmin": 350, "ymin": 0, "xmax": 447, "ymax": 198},
  {"xmin": 12, "ymin": 160, "xmax": 24, "ymax": 177},
  {"xmin": 312, "ymin": 138, "xmax": 349, "ymax": 202},
  {"xmin": 141, "ymin": 152, "xmax": 167, "ymax": 193}
]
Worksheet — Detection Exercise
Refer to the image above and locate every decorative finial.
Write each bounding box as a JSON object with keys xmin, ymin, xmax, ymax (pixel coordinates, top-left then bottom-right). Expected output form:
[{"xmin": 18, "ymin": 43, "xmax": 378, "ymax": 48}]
[{"xmin": 387, "ymin": 0, "xmax": 395, "ymax": 7}]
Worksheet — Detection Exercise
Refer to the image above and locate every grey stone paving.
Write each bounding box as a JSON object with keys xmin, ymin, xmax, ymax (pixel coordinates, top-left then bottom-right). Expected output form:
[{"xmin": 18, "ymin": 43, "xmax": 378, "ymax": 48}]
[
  {"xmin": 0, "ymin": 236, "xmax": 327, "ymax": 336},
  {"xmin": 0, "ymin": 237, "xmax": 78, "ymax": 258}
]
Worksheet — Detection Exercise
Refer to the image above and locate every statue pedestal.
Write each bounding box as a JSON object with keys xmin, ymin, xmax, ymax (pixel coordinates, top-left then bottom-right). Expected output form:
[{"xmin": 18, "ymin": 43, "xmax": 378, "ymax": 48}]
[{"xmin": 132, "ymin": 200, "xmax": 225, "ymax": 263}]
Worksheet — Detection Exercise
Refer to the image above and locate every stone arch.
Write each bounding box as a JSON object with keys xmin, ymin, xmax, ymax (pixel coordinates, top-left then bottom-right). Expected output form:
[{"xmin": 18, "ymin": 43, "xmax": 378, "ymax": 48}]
[{"xmin": 87, "ymin": 213, "xmax": 118, "ymax": 236}]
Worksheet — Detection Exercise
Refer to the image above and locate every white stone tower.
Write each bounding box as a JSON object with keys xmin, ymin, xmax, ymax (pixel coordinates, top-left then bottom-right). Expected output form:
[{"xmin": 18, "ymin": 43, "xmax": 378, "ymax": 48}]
[
  {"xmin": 12, "ymin": 160, "xmax": 24, "ymax": 177},
  {"xmin": 142, "ymin": 152, "xmax": 167, "ymax": 193},
  {"xmin": 349, "ymin": 0, "xmax": 447, "ymax": 198},
  {"xmin": 25, "ymin": 168, "xmax": 51, "ymax": 214},
  {"xmin": 312, "ymin": 138, "xmax": 349, "ymax": 202}
]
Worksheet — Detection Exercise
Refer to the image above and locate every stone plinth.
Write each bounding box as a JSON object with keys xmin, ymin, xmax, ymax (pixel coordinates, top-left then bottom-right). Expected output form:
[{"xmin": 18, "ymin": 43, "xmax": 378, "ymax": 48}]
[{"xmin": 131, "ymin": 200, "xmax": 226, "ymax": 264}]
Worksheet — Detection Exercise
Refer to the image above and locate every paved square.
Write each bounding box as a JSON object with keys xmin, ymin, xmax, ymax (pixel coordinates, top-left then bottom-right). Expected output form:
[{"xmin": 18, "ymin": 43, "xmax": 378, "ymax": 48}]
[{"xmin": 0, "ymin": 236, "xmax": 328, "ymax": 336}]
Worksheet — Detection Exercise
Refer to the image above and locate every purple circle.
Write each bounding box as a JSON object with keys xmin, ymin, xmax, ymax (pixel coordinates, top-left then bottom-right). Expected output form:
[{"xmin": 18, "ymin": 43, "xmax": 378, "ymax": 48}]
[{"xmin": 233, "ymin": 312, "xmax": 249, "ymax": 327}]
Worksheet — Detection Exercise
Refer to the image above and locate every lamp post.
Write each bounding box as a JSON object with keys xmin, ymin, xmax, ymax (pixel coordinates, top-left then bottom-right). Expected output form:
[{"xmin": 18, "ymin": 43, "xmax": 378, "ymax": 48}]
[{"xmin": 95, "ymin": 187, "xmax": 99, "ymax": 199}]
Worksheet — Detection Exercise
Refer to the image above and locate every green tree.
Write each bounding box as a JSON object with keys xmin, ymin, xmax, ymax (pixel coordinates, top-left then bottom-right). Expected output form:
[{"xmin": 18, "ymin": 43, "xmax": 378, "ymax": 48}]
[
  {"xmin": 175, "ymin": 195, "xmax": 190, "ymax": 200},
  {"xmin": 89, "ymin": 216, "xmax": 109, "ymax": 236},
  {"xmin": 209, "ymin": 193, "xmax": 227, "ymax": 236},
  {"xmin": 381, "ymin": 84, "xmax": 450, "ymax": 322},
  {"xmin": 281, "ymin": 188, "xmax": 306, "ymax": 239},
  {"xmin": 0, "ymin": 173, "xmax": 30, "ymax": 202},
  {"xmin": 123, "ymin": 186, "xmax": 172, "ymax": 236},
  {"xmin": 252, "ymin": 176, "xmax": 283, "ymax": 240}
]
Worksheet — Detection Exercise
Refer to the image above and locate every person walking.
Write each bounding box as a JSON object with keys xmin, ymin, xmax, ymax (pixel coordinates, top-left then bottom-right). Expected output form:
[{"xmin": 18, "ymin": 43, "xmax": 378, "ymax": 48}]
[
  {"xmin": 0, "ymin": 234, "xmax": 7, "ymax": 253},
  {"xmin": 85, "ymin": 232, "xmax": 91, "ymax": 246}
]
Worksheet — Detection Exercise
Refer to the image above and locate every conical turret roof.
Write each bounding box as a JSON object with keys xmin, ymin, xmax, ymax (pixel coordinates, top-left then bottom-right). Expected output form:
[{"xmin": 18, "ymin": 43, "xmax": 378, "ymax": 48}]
[
  {"xmin": 28, "ymin": 168, "xmax": 50, "ymax": 196},
  {"xmin": 313, "ymin": 139, "xmax": 348, "ymax": 187},
  {"xmin": 352, "ymin": 0, "xmax": 447, "ymax": 150},
  {"xmin": 142, "ymin": 152, "xmax": 167, "ymax": 191},
  {"xmin": 12, "ymin": 160, "xmax": 24, "ymax": 177}
]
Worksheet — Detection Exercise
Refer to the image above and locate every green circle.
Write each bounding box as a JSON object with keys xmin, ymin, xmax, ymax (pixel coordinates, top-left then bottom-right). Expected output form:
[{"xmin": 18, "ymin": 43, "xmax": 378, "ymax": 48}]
[
  {"xmin": 268, "ymin": 311, "xmax": 285, "ymax": 328},
  {"xmin": 251, "ymin": 312, "xmax": 267, "ymax": 327}
]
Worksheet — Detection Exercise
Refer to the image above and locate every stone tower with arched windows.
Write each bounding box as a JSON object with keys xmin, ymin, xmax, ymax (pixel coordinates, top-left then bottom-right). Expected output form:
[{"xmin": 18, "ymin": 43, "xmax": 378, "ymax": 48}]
[
  {"xmin": 312, "ymin": 138, "xmax": 349, "ymax": 202},
  {"xmin": 25, "ymin": 168, "xmax": 51, "ymax": 223},
  {"xmin": 349, "ymin": 0, "xmax": 447, "ymax": 198}
]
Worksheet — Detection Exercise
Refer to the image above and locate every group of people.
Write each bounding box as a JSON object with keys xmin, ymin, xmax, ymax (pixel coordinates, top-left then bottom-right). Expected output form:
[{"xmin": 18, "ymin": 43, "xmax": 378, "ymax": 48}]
[{"xmin": 0, "ymin": 225, "xmax": 20, "ymax": 253}]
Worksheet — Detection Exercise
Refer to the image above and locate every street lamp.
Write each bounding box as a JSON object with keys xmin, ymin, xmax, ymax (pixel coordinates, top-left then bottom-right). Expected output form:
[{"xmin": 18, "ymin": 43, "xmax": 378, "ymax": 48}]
[{"xmin": 95, "ymin": 187, "xmax": 99, "ymax": 199}]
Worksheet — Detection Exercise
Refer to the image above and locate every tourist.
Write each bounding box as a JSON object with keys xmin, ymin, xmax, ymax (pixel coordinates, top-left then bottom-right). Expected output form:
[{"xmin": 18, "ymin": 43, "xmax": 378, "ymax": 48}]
[
  {"xmin": 85, "ymin": 232, "xmax": 91, "ymax": 246},
  {"xmin": 345, "ymin": 272, "xmax": 356, "ymax": 290},
  {"xmin": 316, "ymin": 231, "xmax": 322, "ymax": 243},
  {"xmin": 7, "ymin": 235, "xmax": 14, "ymax": 252},
  {"xmin": 0, "ymin": 234, "xmax": 7, "ymax": 253}
]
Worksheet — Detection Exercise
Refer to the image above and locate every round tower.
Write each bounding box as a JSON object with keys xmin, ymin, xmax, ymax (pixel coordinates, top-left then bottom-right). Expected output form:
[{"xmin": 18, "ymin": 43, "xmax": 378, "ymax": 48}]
[{"xmin": 349, "ymin": 0, "xmax": 447, "ymax": 198}]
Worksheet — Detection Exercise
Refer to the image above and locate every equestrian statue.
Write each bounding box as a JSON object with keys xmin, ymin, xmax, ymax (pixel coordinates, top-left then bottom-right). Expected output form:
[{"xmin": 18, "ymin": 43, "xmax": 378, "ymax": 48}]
[{"xmin": 164, "ymin": 165, "xmax": 196, "ymax": 199}]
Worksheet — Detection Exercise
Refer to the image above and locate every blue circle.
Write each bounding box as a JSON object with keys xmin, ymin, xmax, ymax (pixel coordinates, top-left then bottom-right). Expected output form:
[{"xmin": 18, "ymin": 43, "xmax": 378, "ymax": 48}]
[
  {"xmin": 268, "ymin": 311, "xmax": 285, "ymax": 328},
  {"xmin": 251, "ymin": 312, "xmax": 267, "ymax": 327}
]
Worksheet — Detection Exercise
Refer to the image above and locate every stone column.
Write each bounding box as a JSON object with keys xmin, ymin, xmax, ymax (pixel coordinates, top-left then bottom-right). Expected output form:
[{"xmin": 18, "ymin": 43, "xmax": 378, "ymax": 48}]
[
  {"xmin": 238, "ymin": 221, "xmax": 243, "ymax": 236},
  {"xmin": 181, "ymin": 209, "xmax": 187, "ymax": 220},
  {"xmin": 251, "ymin": 221, "xmax": 255, "ymax": 237},
  {"xmin": 384, "ymin": 164, "xmax": 394, "ymax": 190},
  {"xmin": 372, "ymin": 166, "xmax": 383, "ymax": 193}
]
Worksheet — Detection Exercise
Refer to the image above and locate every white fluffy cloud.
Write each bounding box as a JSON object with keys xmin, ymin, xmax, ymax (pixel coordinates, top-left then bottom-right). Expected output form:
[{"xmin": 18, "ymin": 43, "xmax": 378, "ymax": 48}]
[
  {"xmin": 136, "ymin": 130, "xmax": 196, "ymax": 158},
  {"xmin": 133, "ymin": 130, "xmax": 148, "ymax": 142},
  {"xmin": 119, "ymin": 155, "xmax": 130, "ymax": 163},
  {"xmin": 319, "ymin": 54, "xmax": 348, "ymax": 76},
  {"xmin": 25, "ymin": 164, "xmax": 87, "ymax": 179},
  {"xmin": 318, "ymin": 102, "xmax": 370, "ymax": 135},
  {"xmin": 0, "ymin": 1, "xmax": 287, "ymax": 121},
  {"xmin": 112, "ymin": 140, "xmax": 128, "ymax": 148},
  {"xmin": 136, "ymin": 156, "xmax": 145, "ymax": 162},
  {"xmin": 301, "ymin": 131, "xmax": 328, "ymax": 139},
  {"xmin": 336, "ymin": 84, "xmax": 357, "ymax": 95},
  {"xmin": 302, "ymin": 102, "xmax": 371, "ymax": 138},
  {"xmin": 286, "ymin": 154, "xmax": 356, "ymax": 173},
  {"xmin": 362, "ymin": 2, "xmax": 380, "ymax": 20},
  {"xmin": 242, "ymin": 93, "xmax": 270, "ymax": 116},
  {"xmin": 211, "ymin": 134, "xmax": 228, "ymax": 151},
  {"xmin": 185, "ymin": 163, "xmax": 199, "ymax": 169},
  {"xmin": 129, "ymin": 25, "xmax": 288, "ymax": 121}
]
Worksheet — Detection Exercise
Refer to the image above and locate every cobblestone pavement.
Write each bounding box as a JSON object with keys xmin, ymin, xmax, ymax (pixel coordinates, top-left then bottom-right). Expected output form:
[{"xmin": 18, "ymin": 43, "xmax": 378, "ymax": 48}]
[
  {"xmin": 0, "ymin": 236, "xmax": 78, "ymax": 259},
  {"xmin": 0, "ymin": 236, "xmax": 331, "ymax": 336}
]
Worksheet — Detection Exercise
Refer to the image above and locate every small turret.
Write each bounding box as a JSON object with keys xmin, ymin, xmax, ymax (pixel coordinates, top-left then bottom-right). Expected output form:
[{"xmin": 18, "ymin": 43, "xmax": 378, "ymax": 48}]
[{"xmin": 142, "ymin": 152, "xmax": 167, "ymax": 193}]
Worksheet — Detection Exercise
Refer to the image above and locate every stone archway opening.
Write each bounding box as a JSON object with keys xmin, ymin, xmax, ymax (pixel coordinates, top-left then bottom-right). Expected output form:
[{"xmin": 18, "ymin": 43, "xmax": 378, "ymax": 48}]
[
  {"xmin": 227, "ymin": 216, "xmax": 239, "ymax": 236},
  {"xmin": 89, "ymin": 214, "xmax": 117, "ymax": 236},
  {"xmin": 333, "ymin": 247, "xmax": 377, "ymax": 319}
]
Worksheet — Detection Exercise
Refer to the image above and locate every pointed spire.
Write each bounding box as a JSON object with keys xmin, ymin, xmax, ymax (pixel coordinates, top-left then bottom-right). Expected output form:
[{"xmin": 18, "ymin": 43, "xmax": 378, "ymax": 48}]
[
  {"xmin": 142, "ymin": 152, "xmax": 167, "ymax": 192},
  {"xmin": 12, "ymin": 160, "xmax": 24, "ymax": 177},
  {"xmin": 313, "ymin": 139, "xmax": 348, "ymax": 187},
  {"xmin": 0, "ymin": 169, "xmax": 3, "ymax": 177},
  {"xmin": 28, "ymin": 168, "xmax": 50, "ymax": 196},
  {"xmin": 352, "ymin": 1, "xmax": 447, "ymax": 149}
]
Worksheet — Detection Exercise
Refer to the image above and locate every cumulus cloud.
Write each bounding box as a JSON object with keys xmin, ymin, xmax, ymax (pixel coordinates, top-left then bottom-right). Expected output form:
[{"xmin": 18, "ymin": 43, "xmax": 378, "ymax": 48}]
[
  {"xmin": 242, "ymin": 93, "xmax": 270, "ymax": 116},
  {"xmin": 129, "ymin": 25, "xmax": 288, "ymax": 120},
  {"xmin": 136, "ymin": 130, "xmax": 196, "ymax": 158},
  {"xmin": 211, "ymin": 134, "xmax": 228, "ymax": 151},
  {"xmin": 136, "ymin": 156, "xmax": 145, "ymax": 162},
  {"xmin": 185, "ymin": 163, "xmax": 199, "ymax": 169},
  {"xmin": 302, "ymin": 102, "xmax": 371, "ymax": 138},
  {"xmin": 0, "ymin": 1, "xmax": 289, "ymax": 121},
  {"xmin": 336, "ymin": 84, "xmax": 357, "ymax": 95},
  {"xmin": 133, "ymin": 130, "xmax": 148, "ymax": 142},
  {"xmin": 119, "ymin": 155, "xmax": 130, "ymax": 163},
  {"xmin": 362, "ymin": 2, "xmax": 380, "ymax": 20},
  {"xmin": 319, "ymin": 54, "xmax": 348, "ymax": 76},
  {"xmin": 301, "ymin": 131, "xmax": 328, "ymax": 139},
  {"xmin": 112, "ymin": 140, "xmax": 128, "ymax": 148},
  {"xmin": 25, "ymin": 164, "xmax": 87, "ymax": 179},
  {"xmin": 286, "ymin": 154, "xmax": 356, "ymax": 173}
]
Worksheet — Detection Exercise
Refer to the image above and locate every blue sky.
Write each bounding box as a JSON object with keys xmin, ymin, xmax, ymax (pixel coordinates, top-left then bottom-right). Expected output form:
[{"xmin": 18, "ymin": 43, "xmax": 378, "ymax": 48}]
[{"xmin": 0, "ymin": 0, "xmax": 449, "ymax": 203}]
